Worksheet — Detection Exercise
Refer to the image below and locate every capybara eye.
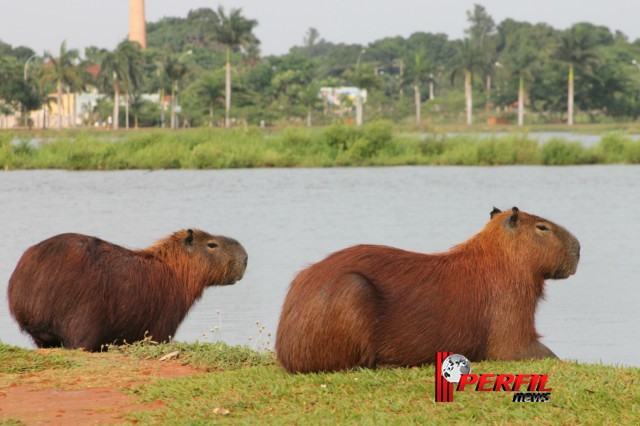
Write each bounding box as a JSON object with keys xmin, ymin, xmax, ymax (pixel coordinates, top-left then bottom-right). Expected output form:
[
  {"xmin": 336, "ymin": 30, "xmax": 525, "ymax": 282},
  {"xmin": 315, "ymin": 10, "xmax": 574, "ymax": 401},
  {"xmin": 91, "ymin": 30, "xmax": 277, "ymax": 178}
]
[
  {"xmin": 207, "ymin": 242, "xmax": 219, "ymax": 249},
  {"xmin": 536, "ymin": 225, "xmax": 549, "ymax": 231}
]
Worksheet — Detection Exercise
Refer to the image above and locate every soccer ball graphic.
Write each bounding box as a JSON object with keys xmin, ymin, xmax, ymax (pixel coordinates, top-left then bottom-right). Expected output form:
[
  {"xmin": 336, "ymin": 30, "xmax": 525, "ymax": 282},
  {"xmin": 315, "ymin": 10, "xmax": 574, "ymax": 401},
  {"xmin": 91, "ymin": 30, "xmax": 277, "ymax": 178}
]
[{"xmin": 441, "ymin": 354, "xmax": 471, "ymax": 383}]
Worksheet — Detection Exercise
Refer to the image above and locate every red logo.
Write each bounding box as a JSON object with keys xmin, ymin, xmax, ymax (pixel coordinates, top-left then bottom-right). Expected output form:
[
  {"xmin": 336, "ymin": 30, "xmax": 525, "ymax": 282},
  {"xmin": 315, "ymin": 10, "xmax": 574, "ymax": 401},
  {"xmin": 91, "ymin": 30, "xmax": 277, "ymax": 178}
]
[
  {"xmin": 435, "ymin": 351, "xmax": 454, "ymax": 402},
  {"xmin": 434, "ymin": 352, "xmax": 552, "ymax": 403}
]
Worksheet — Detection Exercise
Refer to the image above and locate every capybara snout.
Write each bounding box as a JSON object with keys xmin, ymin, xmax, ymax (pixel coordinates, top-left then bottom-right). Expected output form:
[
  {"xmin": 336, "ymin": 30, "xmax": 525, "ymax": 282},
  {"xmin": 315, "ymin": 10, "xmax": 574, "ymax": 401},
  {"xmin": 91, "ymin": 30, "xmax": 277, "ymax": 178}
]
[
  {"xmin": 181, "ymin": 229, "xmax": 248, "ymax": 285},
  {"xmin": 211, "ymin": 236, "xmax": 248, "ymax": 285}
]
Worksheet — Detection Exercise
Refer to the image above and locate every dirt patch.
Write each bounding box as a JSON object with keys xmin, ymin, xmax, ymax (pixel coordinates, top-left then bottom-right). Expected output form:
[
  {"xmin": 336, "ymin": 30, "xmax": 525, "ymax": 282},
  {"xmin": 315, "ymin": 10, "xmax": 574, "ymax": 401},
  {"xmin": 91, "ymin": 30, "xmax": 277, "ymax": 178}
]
[{"xmin": 0, "ymin": 358, "xmax": 199, "ymax": 425}]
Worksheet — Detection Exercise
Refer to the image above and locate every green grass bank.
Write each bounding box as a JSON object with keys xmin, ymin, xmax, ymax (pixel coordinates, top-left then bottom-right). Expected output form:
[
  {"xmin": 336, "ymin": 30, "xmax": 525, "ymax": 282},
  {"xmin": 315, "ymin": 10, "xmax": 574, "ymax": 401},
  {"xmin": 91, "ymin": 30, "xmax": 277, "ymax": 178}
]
[
  {"xmin": 2, "ymin": 122, "xmax": 640, "ymax": 170},
  {"xmin": 1, "ymin": 341, "xmax": 638, "ymax": 424}
]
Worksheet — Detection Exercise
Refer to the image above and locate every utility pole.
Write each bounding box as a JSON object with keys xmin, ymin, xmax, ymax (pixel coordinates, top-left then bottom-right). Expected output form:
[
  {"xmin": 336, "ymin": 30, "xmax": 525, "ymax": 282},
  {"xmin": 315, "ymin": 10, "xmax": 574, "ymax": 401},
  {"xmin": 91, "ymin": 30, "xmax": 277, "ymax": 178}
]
[{"xmin": 355, "ymin": 49, "xmax": 366, "ymax": 126}]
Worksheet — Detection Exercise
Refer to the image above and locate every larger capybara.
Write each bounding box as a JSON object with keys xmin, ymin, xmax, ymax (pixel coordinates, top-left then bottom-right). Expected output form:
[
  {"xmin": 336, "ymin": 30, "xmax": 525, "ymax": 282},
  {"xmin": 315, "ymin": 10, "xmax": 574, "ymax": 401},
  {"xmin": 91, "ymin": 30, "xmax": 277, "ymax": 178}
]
[
  {"xmin": 276, "ymin": 207, "xmax": 580, "ymax": 373},
  {"xmin": 8, "ymin": 229, "xmax": 248, "ymax": 351}
]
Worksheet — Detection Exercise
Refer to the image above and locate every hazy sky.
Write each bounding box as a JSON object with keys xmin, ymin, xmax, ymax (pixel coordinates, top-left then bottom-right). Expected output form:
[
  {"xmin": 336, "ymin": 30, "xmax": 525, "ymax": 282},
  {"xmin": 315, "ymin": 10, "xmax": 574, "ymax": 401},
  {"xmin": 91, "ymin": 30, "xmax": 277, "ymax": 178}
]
[{"xmin": 1, "ymin": 1, "xmax": 639, "ymax": 56}]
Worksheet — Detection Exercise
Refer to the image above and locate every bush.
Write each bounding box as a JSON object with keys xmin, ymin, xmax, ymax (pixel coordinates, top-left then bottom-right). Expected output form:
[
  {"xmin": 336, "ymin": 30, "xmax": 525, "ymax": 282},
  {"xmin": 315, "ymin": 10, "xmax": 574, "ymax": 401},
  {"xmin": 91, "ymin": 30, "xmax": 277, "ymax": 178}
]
[
  {"xmin": 540, "ymin": 138, "xmax": 588, "ymax": 165},
  {"xmin": 322, "ymin": 122, "xmax": 359, "ymax": 151},
  {"xmin": 476, "ymin": 136, "xmax": 540, "ymax": 165},
  {"xmin": 596, "ymin": 133, "xmax": 633, "ymax": 163}
]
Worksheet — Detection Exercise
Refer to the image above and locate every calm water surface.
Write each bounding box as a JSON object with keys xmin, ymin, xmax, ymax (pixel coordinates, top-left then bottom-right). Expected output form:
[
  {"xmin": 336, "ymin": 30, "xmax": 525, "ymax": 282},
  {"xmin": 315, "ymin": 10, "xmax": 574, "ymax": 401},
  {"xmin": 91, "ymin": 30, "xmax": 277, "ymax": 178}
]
[{"xmin": 1, "ymin": 166, "xmax": 638, "ymax": 367}]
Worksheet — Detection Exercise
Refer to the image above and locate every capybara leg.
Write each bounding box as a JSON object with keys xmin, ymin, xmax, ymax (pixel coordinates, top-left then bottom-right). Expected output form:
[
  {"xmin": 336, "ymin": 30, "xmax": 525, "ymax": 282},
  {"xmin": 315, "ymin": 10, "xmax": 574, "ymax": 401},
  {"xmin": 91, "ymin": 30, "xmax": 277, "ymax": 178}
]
[
  {"xmin": 61, "ymin": 333, "xmax": 104, "ymax": 352},
  {"xmin": 277, "ymin": 273, "xmax": 380, "ymax": 373},
  {"xmin": 488, "ymin": 338, "xmax": 557, "ymax": 361},
  {"xmin": 518, "ymin": 340, "xmax": 558, "ymax": 360},
  {"xmin": 30, "ymin": 331, "xmax": 62, "ymax": 349}
]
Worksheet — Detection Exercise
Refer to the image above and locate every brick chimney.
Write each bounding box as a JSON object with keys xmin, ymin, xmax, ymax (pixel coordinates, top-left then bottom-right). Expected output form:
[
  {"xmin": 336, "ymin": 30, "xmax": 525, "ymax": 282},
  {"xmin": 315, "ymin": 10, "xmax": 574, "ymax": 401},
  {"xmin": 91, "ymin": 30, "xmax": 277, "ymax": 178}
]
[{"xmin": 129, "ymin": 0, "xmax": 146, "ymax": 49}]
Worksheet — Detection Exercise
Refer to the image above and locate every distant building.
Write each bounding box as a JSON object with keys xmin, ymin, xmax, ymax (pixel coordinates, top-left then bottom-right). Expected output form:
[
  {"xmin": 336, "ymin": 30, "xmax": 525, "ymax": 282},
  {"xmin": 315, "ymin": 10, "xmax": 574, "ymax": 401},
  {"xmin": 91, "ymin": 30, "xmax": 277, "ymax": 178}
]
[{"xmin": 319, "ymin": 87, "xmax": 367, "ymax": 107}]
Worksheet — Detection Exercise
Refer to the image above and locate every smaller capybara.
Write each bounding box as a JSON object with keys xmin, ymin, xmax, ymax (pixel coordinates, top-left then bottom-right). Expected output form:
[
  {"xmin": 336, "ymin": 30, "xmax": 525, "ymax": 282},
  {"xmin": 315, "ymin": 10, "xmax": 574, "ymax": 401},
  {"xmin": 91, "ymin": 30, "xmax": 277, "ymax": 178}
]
[
  {"xmin": 276, "ymin": 207, "xmax": 580, "ymax": 373},
  {"xmin": 8, "ymin": 229, "xmax": 248, "ymax": 351}
]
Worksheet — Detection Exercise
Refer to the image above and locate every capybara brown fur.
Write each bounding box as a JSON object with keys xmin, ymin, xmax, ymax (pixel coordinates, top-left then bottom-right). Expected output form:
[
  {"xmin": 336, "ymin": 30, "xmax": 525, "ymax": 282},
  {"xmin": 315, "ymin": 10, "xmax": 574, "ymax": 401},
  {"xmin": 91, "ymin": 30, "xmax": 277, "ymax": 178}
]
[
  {"xmin": 276, "ymin": 207, "xmax": 580, "ymax": 373},
  {"xmin": 8, "ymin": 229, "xmax": 248, "ymax": 351}
]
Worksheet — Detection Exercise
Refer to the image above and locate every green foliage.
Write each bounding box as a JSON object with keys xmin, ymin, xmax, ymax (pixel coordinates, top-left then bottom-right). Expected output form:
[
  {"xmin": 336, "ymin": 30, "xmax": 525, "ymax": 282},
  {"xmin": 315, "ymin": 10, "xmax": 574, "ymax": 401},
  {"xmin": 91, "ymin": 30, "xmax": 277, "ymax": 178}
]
[
  {"xmin": 540, "ymin": 138, "xmax": 592, "ymax": 165},
  {"xmin": 596, "ymin": 133, "xmax": 636, "ymax": 163},
  {"xmin": 7, "ymin": 7, "xmax": 640, "ymax": 125},
  {"xmin": 320, "ymin": 120, "xmax": 393, "ymax": 157},
  {"xmin": 321, "ymin": 122, "xmax": 360, "ymax": 151},
  {"xmin": 4, "ymin": 128, "xmax": 640, "ymax": 170}
]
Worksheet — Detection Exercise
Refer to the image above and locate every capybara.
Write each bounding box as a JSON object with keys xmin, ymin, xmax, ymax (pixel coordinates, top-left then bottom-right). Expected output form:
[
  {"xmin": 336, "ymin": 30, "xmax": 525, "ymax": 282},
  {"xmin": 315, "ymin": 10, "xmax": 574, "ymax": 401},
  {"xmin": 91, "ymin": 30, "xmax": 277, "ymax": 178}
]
[
  {"xmin": 276, "ymin": 207, "xmax": 580, "ymax": 373},
  {"xmin": 8, "ymin": 229, "xmax": 248, "ymax": 351}
]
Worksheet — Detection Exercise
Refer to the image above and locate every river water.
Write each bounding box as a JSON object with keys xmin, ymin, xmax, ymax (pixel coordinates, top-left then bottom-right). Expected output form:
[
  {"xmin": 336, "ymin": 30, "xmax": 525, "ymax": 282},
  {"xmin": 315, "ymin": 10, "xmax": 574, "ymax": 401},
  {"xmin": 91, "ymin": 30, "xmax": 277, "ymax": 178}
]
[{"xmin": 0, "ymin": 166, "xmax": 638, "ymax": 367}]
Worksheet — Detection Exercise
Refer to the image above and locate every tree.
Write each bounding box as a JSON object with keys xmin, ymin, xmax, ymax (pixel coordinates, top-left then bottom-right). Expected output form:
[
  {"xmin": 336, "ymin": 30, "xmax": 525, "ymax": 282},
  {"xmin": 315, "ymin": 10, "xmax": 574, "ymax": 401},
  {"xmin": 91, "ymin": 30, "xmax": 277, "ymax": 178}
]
[
  {"xmin": 212, "ymin": 6, "xmax": 259, "ymax": 128},
  {"xmin": 299, "ymin": 82, "xmax": 322, "ymax": 127},
  {"xmin": 268, "ymin": 52, "xmax": 319, "ymax": 123},
  {"xmin": 465, "ymin": 4, "xmax": 496, "ymax": 46},
  {"xmin": 161, "ymin": 54, "xmax": 190, "ymax": 129},
  {"xmin": 43, "ymin": 41, "xmax": 81, "ymax": 129},
  {"xmin": 0, "ymin": 55, "xmax": 43, "ymax": 127},
  {"xmin": 303, "ymin": 27, "xmax": 321, "ymax": 57},
  {"xmin": 98, "ymin": 41, "xmax": 143, "ymax": 130},
  {"xmin": 128, "ymin": 93, "xmax": 148, "ymax": 128},
  {"xmin": 405, "ymin": 32, "xmax": 455, "ymax": 102},
  {"xmin": 84, "ymin": 46, "xmax": 109, "ymax": 66},
  {"xmin": 344, "ymin": 59, "xmax": 381, "ymax": 126},
  {"xmin": 408, "ymin": 52, "xmax": 436, "ymax": 126},
  {"xmin": 554, "ymin": 25, "xmax": 600, "ymax": 125},
  {"xmin": 450, "ymin": 39, "xmax": 486, "ymax": 125},
  {"xmin": 499, "ymin": 24, "xmax": 540, "ymax": 126},
  {"xmin": 465, "ymin": 4, "xmax": 498, "ymax": 107},
  {"xmin": 193, "ymin": 69, "xmax": 225, "ymax": 126}
]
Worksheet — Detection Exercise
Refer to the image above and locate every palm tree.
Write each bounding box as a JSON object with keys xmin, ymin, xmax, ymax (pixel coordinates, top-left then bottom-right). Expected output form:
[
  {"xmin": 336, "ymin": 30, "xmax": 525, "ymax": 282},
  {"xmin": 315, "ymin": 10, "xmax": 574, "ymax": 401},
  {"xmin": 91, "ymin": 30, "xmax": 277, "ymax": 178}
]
[
  {"xmin": 450, "ymin": 39, "xmax": 486, "ymax": 125},
  {"xmin": 303, "ymin": 27, "xmax": 321, "ymax": 57},
  {"xmin": 43, "ymin": 41, "xmax": 81, "ymax": 129},
  {"xmin": 194, "ymin": 70, "xmax": 225, "ymax": 127},
  {"xmin": 514, "ymin": 57, "xmax": 536, "ymax": 127},
  {"xmin": 344, "ymin": 61, "xmax": 380, "ymax": 126},
  {"xmin": 554, "ymin": 26, "xmax": 599, "ymax": 125},
  {"xmin": 27, "ymin": 62, "xmax": 55, "ymax": 129},
  {"xmin": 212, "ymin": 6, "xmax": 259, "ymax": 128},
  {"xmin": 128, "ymin": 93, "xmax": 147, "ymax": 129},
  {"xmin": 162, "ymin": 54, "xmax": 190, "ymax": 129},
  {"xmin": 300, "ymin": 82, "xmax": 322, "ymax": 127},
  {"xmin": 98, "ymin": 41, "xmax": 143, "ymax": 130},
  {"xmin": 410, "ymin": 53, "xmax": 436, "ymax": 126},
  {"xmin": 501, "ymin": 46, "xmax": 537, "ymax": 126}
]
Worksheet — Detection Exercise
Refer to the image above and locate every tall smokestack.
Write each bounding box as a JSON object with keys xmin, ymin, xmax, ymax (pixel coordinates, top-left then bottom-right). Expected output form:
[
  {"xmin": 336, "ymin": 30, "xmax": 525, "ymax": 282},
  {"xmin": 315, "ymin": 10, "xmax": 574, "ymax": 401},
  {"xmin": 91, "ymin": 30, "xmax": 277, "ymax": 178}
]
[{"xmin": 129, "ymin": 0, "xmax": 147, "ymax": 49}]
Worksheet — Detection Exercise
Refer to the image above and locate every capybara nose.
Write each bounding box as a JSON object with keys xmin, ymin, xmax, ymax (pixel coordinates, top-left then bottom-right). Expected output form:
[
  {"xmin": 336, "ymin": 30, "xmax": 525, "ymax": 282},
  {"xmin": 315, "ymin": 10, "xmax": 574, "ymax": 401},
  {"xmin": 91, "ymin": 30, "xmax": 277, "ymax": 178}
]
[{"xmin": 244, "ymin": 253, "xmax": 248, "ymax": 269}]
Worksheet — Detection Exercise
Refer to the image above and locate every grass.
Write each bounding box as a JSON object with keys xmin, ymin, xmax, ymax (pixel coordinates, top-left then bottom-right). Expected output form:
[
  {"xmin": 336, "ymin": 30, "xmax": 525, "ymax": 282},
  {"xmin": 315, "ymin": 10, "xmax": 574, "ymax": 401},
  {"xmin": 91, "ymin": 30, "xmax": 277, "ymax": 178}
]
[
  {"xmin": 0, "ymin": 341, "xmax": 79, "ymax": 375},
  {"xmin": 1, "ymin": 340, "xmax": 638, "ymax": 424},
  {"xmin": 2, "ymin": 122, "xmax": 640, "ymax": 170}
]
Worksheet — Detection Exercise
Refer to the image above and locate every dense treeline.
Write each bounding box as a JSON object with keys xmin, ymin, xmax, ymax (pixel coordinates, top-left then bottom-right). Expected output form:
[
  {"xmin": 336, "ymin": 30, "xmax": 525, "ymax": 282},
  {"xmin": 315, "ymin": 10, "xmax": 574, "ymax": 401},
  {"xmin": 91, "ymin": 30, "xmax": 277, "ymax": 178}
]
[{"xmin": 2, "ymin": 4, "xmax": 640, "ymax": 128}]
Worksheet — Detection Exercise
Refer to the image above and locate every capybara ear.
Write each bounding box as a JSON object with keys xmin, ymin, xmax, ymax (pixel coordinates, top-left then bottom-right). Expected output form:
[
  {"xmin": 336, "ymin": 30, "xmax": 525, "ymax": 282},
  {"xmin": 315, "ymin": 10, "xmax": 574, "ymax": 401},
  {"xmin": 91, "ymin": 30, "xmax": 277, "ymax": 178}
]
[
  {"xmin": 490, "ymin": 207, "xmax": 501, "ymax": 219},
  {"xmin": 185, "ymin": 229, "xmax": 194, "ymax": 245},
  {"xmin": 509, "ymin": 207, "xmax": 520, "ymax": 228}
]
